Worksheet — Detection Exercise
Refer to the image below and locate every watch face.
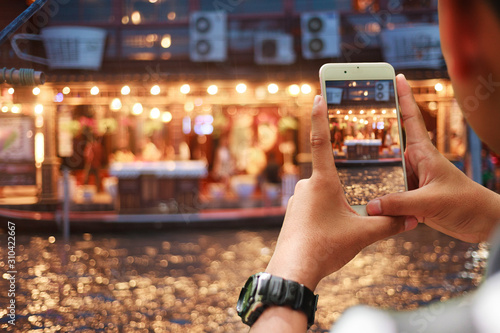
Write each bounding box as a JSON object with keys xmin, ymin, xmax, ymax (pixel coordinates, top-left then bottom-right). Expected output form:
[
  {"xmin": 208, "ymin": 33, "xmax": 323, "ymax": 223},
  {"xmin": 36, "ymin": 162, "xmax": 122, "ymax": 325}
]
[{"xmin": 236, "ymin": 276, "xmax": 255, "ymax": 315}]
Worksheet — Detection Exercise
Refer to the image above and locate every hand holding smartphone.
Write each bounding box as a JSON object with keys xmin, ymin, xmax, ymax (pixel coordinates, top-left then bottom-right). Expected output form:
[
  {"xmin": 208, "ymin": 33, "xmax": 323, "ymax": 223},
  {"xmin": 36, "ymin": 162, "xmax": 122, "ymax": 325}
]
[{"xmin": 319, "ymin": 63, "xmax": 407, "ymax": 215}]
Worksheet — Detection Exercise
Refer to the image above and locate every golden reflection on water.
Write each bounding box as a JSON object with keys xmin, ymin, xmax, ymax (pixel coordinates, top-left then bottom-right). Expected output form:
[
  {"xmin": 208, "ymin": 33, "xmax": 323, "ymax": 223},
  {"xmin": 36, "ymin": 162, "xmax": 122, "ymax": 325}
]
[{"xmin": 0, "ymin": 225, "xmax": 487, "ymax": 332}]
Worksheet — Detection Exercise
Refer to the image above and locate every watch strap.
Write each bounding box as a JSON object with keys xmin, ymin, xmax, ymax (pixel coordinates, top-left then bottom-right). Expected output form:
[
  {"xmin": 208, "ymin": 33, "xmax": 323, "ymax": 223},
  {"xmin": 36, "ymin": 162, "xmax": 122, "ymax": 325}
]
[
  {"xmin": 238, "ymin": 273, "xmax": 318, "ymax": 328},
  {"xmin": 266, "ymin": 275, "xmax": 318, "ymax": 327}
]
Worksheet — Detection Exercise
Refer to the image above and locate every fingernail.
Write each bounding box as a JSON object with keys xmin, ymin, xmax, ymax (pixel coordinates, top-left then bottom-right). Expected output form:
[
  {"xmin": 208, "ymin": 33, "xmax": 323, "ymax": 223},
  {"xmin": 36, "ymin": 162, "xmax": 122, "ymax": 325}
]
[
  {"xmin": 404, "ymin": 216, "xmax": 418, "ymax": 231},
  {"xmin": 313, "ymin": 95, "xmax": 321, "ymax": 106},
  {"xmin": 367, "ymin": 199, "xmax": 382, "ymax": 215}
]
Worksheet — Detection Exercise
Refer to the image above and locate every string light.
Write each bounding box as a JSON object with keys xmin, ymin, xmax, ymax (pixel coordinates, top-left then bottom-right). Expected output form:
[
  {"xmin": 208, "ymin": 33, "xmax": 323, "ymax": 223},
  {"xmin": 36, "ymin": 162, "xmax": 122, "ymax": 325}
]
[
  {"xmin": 7, "ymin": 88, "xmax": 14, "ymax": 94},
  {"xmin": 207, "ymin": 85, "xmax": 218, "ymax": 95},
  {"xmin": 90, "ymin": 86, "xmax": 99, "ymax": 95},
  {"xmin": 301, "ymin": 84, "xmax": 312, "ymax": 94},
  {"xmin": 162, "ymin": 112, "xmax": 172, "ymax": 123},
  {"xmin": 11, "ymin": 105, "xmax": 21, "ymax": 113},
  {"xmin": 34, "ymin": 104, "xmax": 43, "ymax": 115},
  {"xmin": 180, "ymin": 84, "xmax": 190, "ymax": 94},
  {"xmin": 150, "ymin": 85, "xmax": 160, "ymax": 95},
  {"xmin": 288, "ymin": 84, "xmax": 300, "ymax": 96},
  {"xmin": 132, "ymin": 103, "xmax": 143, "ymax": 115},
  {"xmin": 62, "ymin": 87, "xmax": 70, "ymax": 94},
  {"xmin": 434, "ymin": 83, "xmax": 443, "ymax": 92},
  {"xmin": 268, "ymin": 83, "xmax": 279, "ymax": 94},
  {"xmin": 236, "ymin": 83, "xmax": 247, "ymax": 94},
  {"xmin": 32, "ymin": 87, "xmax": 40, "ymax": 96},
  {"xmin": 150, "ymin": 107, "xmax": 160, "ymax": 119},
  {"xmin": 121, "ymin": 85, "xmax": 131, "ymax": 95},
  {"xmin": 110, "ymin": 98, "xmax": 122, "ymax": 111}
]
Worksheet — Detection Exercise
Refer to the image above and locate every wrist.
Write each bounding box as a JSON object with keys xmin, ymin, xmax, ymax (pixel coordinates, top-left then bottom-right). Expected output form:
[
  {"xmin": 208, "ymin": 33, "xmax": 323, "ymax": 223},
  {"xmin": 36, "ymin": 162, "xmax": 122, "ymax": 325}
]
[
  {"xmin": 484, "ymin": 188, "xmax": 500, "ymax": 238},
  {"xmin": 250, "ymin": 305, "xmax": 308, "ymax": 332},
  {"xmin": 265, "ymin": 257, "xmax": 320, "ymax": 292}
]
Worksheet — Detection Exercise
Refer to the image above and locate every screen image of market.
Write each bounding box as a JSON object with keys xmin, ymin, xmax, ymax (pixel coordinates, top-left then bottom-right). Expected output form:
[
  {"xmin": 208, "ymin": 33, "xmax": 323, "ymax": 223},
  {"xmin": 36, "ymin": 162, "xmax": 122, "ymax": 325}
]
[{"xmin": 326, "ymin": 79, "xmax": 406, "ymax": 205}]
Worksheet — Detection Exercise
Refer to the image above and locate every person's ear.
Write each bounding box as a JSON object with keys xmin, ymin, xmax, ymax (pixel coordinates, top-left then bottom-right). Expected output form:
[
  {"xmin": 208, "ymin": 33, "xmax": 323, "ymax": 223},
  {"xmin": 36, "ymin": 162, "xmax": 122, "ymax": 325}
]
[{"xmin": 438, "ymin": 0, "xmax": 481, "ymax": 80}]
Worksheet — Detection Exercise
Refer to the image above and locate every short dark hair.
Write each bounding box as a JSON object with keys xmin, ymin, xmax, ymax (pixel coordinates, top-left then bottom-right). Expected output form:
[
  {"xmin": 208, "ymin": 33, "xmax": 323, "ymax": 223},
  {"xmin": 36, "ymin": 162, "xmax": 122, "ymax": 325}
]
[{"xmin": 485, "ymin": 0, "xmax": 500, "ymax": 20}]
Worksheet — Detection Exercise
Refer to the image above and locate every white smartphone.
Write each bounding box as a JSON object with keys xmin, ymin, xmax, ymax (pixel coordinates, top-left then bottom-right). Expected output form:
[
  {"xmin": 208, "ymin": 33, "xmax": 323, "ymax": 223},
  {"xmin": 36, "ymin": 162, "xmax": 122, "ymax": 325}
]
[{"xmin": 319, "ymin": 62, "xmax": 408, "ymax": 215}]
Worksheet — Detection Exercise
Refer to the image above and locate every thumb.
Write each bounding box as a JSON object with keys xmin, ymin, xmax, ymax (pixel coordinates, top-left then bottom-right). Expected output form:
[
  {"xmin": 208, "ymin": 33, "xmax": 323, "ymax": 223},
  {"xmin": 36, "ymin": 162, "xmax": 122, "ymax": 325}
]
[
  {"xmin": 366, "ymin": 188, "xmax": 432, "ymax": 218},
  {"xmin": 359, "ymin": 215, "xmax": 408, "ymax": 245}
]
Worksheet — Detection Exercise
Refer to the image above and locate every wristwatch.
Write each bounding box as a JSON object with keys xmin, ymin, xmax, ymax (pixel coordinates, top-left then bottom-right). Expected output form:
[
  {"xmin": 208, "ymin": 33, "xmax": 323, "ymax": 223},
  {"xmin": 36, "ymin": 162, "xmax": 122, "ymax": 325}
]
[{"xmin": 236, "ymin": 272, "xmax": 318, "ymax": 328}]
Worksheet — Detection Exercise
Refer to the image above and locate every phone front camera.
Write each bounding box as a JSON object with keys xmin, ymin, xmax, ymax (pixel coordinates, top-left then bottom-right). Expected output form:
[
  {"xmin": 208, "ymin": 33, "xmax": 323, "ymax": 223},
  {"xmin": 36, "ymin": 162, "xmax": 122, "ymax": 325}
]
[{"xmin": 344, "ymin": 71, "xmax": 347, "ymax": 73}]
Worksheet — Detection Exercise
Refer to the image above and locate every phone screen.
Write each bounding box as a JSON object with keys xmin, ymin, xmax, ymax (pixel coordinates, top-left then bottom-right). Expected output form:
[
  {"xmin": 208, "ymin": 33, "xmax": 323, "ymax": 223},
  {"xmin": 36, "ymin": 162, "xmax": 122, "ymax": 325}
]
[{"xmin": 325, "ymin": 79, "xmax": 406, "ymax": 206}]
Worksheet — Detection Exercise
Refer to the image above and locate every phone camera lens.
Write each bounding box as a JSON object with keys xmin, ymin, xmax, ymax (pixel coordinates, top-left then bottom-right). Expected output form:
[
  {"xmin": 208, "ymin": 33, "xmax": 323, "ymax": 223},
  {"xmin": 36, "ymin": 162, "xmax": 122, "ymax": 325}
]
[{"xmin": 344, "ymin": 71, "xmax": 347, "ymax": 73}]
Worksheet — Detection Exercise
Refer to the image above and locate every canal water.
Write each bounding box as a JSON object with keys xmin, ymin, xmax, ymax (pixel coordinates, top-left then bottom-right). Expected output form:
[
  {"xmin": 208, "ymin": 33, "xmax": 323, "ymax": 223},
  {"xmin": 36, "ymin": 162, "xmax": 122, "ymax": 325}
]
[{"xmin": 0, "ymin": 225, "xmax": 488, "ymax": 332}]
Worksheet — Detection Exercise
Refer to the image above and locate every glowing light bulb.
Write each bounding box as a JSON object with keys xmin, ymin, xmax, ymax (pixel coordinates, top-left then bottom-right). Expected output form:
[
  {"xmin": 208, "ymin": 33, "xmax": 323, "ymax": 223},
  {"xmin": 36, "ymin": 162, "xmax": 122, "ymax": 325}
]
[
  {"xmin": 288, "ymin": 84, "xmax": 300, "ymax": 96},
  {"xmin": 162, "ymin": 112, "xmax": 172, "ymax": 123},
  {"xmin": 150, "ymin": 85, "xmax": 160, "ymax": 95},
  {"xmin": 236, "ymin": 83, "xmax": 247, "ymax": 94},
  {"xmin": 32, "ymin": 87, "xmax": 40, "ymax": 96},
  {"xmin": 207, "ymin": 85, "xmax": 218, "ymax": 95},
  {"xmin": 90, "ymin": 86, "xmax": 99, "ymax": 95},
  {"xmin": 11, "ymin": 105, "xmax": 21, "ymax": 113},
  {"xmin": 132, "ymin": 103, "xmax": 143, "ymax": 115},
  {"xmin": 301, "ymin": 84, "xmax": 312, "ymax": 94},
  {"xmin": 62, "ymin": 87, "xmax": 70, "ymax": 94},
  {"xmin": 34, "ymin": 104, "xmax": 43, "ymax": 115},
  {"xmin": 161, "ymin": 34, "xmax": 171, "ymax": 48},
  {"xmin": 110, "ymin": 98, "xmax": 122, "ymax": 111},
  {"xmin": 150, "ymin": 107, "xmax": 160, "ymax": 119},
  {"xmin": 180, "ymin": 84, "xmax": 190, "ymax": 94},
  {"xmin": 268, "ymin": 83, "xmax": 279, "ymax": 94},
  {"xmin": 121, "ymin": 85, "xmax": 131, "ymax": 95},
  {"xmin": 131, "ymin": 11, "xmax": 141, "ymax": 25},
  {"xmin": 7, "ymin": 88, "xmax": 14, "ymax": 94},
  {"xmin": 434, "ymin": 83, "xmax": 444, "ymax": 92}
]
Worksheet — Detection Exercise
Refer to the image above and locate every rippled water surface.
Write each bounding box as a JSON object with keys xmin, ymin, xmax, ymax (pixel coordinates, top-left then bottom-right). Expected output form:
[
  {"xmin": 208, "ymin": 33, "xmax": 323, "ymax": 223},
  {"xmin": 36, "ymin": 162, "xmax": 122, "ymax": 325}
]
[{"xmin": 0, "ymin": 225, "xmax": 488, "ymax": 332}]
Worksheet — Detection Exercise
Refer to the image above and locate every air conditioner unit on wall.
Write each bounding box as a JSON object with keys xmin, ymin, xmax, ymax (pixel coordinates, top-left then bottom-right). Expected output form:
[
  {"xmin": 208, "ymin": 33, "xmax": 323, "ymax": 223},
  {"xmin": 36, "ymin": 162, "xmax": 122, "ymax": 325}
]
[
  {"xmin": 301, "ymin": 12, "xmax": 340, "ymax": 59},
  {"xmin": 254, "ymin": 33, "xmax": 295, "ymax": 65},
  {"xmin": 375, "ymin": 81, "xmax": 390, "ymax": 101},
  {"xmin": 189, "ymin": 11, "xmax": 227, "ymax": 62}
]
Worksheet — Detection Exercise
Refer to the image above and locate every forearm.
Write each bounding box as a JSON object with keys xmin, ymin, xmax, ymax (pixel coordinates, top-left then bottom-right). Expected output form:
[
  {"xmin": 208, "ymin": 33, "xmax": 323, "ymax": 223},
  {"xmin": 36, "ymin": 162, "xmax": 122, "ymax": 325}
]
[
  {"xmin": 250, "ymin": 306, "xmax": 308, "ymax": 333},
  {"xmin": 479, "ymin": 185, "xmax": 500, "ymax": 240}
]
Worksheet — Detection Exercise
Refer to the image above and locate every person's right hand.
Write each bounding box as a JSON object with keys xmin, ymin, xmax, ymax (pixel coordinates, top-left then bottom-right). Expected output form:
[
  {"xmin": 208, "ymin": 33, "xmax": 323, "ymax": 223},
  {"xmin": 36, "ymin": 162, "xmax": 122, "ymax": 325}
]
[{"xmin": 366, "ymin": 74, "xmax": 500, "ymax": 243}]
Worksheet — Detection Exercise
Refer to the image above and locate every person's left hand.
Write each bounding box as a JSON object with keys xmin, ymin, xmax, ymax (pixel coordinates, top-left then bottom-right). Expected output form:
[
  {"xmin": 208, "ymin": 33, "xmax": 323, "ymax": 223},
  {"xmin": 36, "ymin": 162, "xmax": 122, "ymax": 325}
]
[{"xmin": 265, "ymin": 95, "xmax": 413, "ymax": 291}]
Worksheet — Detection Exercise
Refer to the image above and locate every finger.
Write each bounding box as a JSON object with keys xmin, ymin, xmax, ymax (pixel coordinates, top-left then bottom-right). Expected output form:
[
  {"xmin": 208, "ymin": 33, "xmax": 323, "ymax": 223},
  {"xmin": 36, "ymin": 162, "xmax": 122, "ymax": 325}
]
[
  {"xmin": 357, "ymin": 215, "xmax": 407, "ymax": 245},
  {"xmin": 396, "ymin": 74, "xmax": 431, "ymax": 147},
  {"xmin": 310, "ymin": 95, "xmax": 336, "ymax": 177},
  {"xmin": 366, "ymin": 188, "xmax": 431, "ymax": 217}
]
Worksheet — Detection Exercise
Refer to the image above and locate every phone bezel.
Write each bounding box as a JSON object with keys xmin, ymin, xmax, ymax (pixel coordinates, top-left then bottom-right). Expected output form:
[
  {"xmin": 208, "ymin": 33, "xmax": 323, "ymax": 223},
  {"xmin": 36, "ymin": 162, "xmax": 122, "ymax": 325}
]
[{"xmin": 319, "ymin": 62, "xmax": 408, "ymax": 216}]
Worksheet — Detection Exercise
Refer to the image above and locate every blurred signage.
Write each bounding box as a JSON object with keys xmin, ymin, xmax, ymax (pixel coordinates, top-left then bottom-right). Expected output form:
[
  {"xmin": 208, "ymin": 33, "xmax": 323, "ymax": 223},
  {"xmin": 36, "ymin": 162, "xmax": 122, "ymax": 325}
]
[
  {"xmin": 380, "ymin": 24, "xmax": 444, "ymax": 69},
  {"xmin": 301, "ymin": 11, "xmax": 340, "ymax": 59},
  {"xmin": 0, "ymin": 116, "xmax": 36, "ymax": 186}
]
